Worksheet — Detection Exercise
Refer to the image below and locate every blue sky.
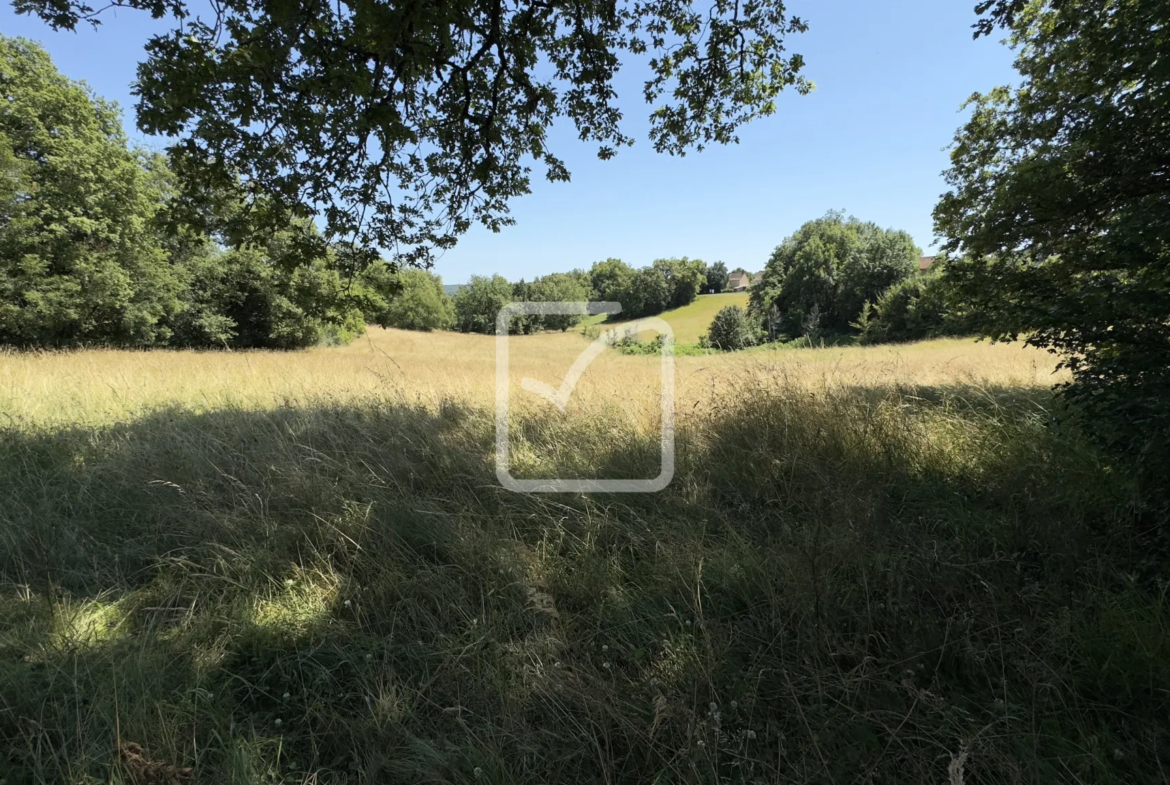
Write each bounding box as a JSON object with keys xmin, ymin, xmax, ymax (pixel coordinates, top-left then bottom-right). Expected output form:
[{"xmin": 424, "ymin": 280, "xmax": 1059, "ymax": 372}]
[{"xmin": 1, "ymin": 1, "xmax": 1018, "ymax": 284}]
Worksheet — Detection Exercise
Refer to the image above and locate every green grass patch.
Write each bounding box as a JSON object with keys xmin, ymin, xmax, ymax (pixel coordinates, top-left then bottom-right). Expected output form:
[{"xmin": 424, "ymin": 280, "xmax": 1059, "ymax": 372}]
[
  {"xmin": 1, "ymin": 382, "xmax": 1166, "ymax": 783},
  {"xmin": 584, "ymin": 292, "xmax": 751, "ymax": 344}
]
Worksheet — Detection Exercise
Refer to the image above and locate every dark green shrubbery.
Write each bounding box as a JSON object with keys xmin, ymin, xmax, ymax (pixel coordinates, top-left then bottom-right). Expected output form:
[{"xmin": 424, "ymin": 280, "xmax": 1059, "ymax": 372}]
[
  {"xmin": 589, "ymin": 257, "xmax": 706, "ymax": 319},
  {"xmin": 703, "ymin": 305, "xmax": 760, "ymax": 350},
  {"xmin": 454, "ymin": 271, "xmax": 594, "ymax": 335},
  {"xmin": 751, "ymin": 212, "xmax": 919, "ymax": 340},
  {"xmin": 0, "ymin": 36, "xmax": 369, "ymax": 350},
  {"xmin": 857, "ymin": 266, "xmax": 969, "ymax": 344},
  {"xmin": 362, "ymin": 267, "xmax": 454, "ymax": 332},
  {"xmin": 935, "ymin": 0, "xmax": 1170, "ymax": 492}
]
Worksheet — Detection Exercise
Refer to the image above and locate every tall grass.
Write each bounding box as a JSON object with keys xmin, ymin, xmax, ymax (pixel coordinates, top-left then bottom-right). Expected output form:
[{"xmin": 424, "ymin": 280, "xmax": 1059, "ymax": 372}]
[{"xmin": 1, "ymin": 332, "xmax": 1166, "ymax": 783}]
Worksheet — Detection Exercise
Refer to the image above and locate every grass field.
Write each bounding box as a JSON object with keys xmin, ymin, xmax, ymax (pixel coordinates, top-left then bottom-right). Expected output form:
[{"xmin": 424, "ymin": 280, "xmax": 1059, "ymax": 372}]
[
  {"xmin": 2, "ymin": 328, "xmax": 1167, "ymax": 784},
  {"xmin": 621, "ymin": 292, "xmax": 751, "ymax": 343},
  {"xmin": 577, "ymin": 292, "xmax": 751, "ymax": 344}
]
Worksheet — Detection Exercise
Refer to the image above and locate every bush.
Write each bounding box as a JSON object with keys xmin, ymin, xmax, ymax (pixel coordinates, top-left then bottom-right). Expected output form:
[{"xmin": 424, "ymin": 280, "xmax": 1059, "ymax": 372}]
[
  {"xmin": 859, "ymin": 266, "xmax": 968, "ymax": 344},
  {"xmin": 704, "ymin": 305, "xmax": 760, "ymax": 351},
  {"xmin": 169, "ymin": 229, "xmax": 368, "ymax": 349}
]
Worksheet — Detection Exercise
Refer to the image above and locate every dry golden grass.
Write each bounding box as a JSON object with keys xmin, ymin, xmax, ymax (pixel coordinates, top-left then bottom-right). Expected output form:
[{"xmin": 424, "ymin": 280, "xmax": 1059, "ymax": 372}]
[
  {"xmin": 0, "ymin": 327, "xmax": 1064, "ymax": 429},
  {"xmin": 3, "ymin": 327, "xmax": 1165, "ymax": 785}
]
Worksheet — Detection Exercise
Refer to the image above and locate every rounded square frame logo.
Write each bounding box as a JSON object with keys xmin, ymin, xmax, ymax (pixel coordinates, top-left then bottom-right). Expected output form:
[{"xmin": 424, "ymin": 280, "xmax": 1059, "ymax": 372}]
[{"xmin": 494, "ymin": 301, "xmax": 675, "ymax": 493}]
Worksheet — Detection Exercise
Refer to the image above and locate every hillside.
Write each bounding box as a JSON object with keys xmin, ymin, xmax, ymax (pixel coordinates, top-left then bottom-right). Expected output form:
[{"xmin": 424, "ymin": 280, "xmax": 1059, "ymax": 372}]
[{"xmin": 585, "ymin": 291, "xmax": 751, "ymax": 344}]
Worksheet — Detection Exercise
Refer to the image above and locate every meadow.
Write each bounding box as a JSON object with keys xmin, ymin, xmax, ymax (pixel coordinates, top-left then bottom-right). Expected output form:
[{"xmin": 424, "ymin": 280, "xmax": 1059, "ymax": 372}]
[{"xmin": 1, "ymin": 316, "xmax": 1167, "ymax": 784}]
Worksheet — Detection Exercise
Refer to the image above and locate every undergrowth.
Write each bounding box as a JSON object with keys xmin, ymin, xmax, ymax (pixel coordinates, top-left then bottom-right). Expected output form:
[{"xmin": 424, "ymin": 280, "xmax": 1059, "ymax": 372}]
[{"xmin": 1, "ymin": 380, "xmax": 1166, "ymax": 783}]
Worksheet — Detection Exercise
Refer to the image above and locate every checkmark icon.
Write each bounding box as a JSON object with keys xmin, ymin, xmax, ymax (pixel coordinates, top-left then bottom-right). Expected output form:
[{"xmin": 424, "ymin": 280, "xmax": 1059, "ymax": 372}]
[
  {"xmin": 520, "ymin": 329, "xmax": 616, "ymax": 413},
  {"xmin": 495, "ymin": 301, "xmax": 676, "ymax": 493}
]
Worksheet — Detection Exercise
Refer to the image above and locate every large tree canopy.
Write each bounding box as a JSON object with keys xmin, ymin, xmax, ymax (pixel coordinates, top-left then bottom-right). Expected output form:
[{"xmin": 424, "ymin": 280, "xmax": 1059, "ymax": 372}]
[
  {"xmin": 750, "ymin": 212, "xmax": 919, "ymax": 339},
  {"xmin": 13, "ymin": 0, "xmax": 811, "ymax": 266},
  {"xmin": 934, "ymin": 0, "xmax": 1170, "ymax": 471},
  {"xmin": 0, "ymin": 35, "xmax": 179, "ymax": 346}
]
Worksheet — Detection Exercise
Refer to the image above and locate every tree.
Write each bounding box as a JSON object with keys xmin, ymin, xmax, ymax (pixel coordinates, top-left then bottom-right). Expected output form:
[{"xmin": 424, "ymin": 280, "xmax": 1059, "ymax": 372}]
[
  {"xmin": 934, "ymin": 0, "xmax": 1170, "ymax": 475},
  {"xmin": 453, "ymin": 274, "xmax": 514, "ymax": 334},
  {"xmin": 750, "ymin": 212, "xmax": 919, "ymax": 339},
  {"xmin": 0, "ymin": 35, "xmax": 179, "ymax": 347},
  {"xmin": 530, "ymin": 272, "xmax": 593, "ymax": 331},
  {"xmin": 14, "ymin": 0, "xmax": 813, "ymax": 266},
  {"xmin": 588, "ymin": 257, "xmax": 697, "ymax": 320},
  {"xmin": 365, "ymin": 267, "xmax": 454, "ymax": 332},
  {"xmin": 590, "ymin": 258, "xmax": 636, "ymax": 305},
  {"xmin": 706, "ymin": 261, "xmax": 730, "ymax": 293},
  {"xmin": 705, "ymin": 305, "xmax": 759, "ymax": 351},
  {"xmin": 652, "ymin": 257, "xmax": 707, "ymax": 309},
  {"xmin": 168, "ymin": 224, "xmax": 368, "ymax": 349},
  {"xmin": 858, "ymin": 264, "xmax": 968, "ymax": 345},
  {"xmin": 0, "ymin": 36, "xmax": 373, "ymax": 350}
]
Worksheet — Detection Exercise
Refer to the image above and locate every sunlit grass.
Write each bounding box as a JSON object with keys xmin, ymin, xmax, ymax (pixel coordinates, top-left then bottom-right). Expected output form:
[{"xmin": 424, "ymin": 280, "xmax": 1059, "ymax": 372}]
[
  {"xmin": 1, "ymin": 328, "xmax": 1163, "ymax": 784},
  {"xmin": 0, "ymin": 327, "xmax": 1063, "ymax": 429}
]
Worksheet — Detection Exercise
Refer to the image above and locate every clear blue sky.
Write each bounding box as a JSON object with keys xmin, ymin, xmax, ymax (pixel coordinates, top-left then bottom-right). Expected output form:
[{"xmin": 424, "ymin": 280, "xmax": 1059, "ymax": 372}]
[{"xmin": 1, "ymin": 1, "xmax": 1017, "ymax": 284}]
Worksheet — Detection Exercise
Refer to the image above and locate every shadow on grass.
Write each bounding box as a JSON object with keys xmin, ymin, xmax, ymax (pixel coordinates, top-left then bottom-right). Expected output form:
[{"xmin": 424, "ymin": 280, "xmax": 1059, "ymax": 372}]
[{"xmin": 0, "ymin": 387, "xmax": 1167, "ymax": 784}]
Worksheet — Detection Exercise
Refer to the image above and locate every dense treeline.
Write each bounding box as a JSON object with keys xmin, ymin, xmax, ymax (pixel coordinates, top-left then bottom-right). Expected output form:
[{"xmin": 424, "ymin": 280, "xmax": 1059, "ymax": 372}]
[
  {"xmin": 2, "ymin": 36, "xmax": 719, "ymax": 347},
  {"xmin": 0, "ymin": 36, "xmax": 409, "ymax": 350},
  {"xmin": 702, "ymin": 212, "xmax": 968, "ymax": 350},
  {"xmin": 590, "ymin": 257, "xmax": 706, "ymax": 318}
]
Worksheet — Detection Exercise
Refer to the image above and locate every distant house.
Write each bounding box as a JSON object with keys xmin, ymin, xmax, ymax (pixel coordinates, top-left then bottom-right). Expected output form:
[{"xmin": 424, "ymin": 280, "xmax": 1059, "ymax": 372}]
[
  {"xmin": 918, "ymin": 256, "xmax": 935, "ymax": 272},
  {"xmin": 727, "ymin": 271, "xmax": 756, "ymax": 292}
]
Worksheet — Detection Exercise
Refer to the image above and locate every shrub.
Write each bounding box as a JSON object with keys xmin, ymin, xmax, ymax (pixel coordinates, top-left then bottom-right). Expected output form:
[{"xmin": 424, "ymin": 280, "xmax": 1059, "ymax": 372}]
[
  {"xmin": 859, "ymin": 266, "xmax": 968, "ymax": 344},
  {"xmin": 705, "ymin": 305, "xmax": 760, "ymax": 351},
  {"xmin": 169, "ymin": 230, "xmax": 367, "ymax": 349}
]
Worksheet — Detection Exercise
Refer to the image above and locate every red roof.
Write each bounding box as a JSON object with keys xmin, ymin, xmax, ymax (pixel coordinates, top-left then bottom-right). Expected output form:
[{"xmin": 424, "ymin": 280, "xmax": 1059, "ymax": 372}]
[{"xmin": 919, "ymin": 256, "xmax": 935, "ymax": 271}]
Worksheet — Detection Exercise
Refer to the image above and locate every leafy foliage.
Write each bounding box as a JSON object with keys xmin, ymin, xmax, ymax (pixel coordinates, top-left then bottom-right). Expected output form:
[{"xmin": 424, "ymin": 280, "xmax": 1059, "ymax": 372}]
[
  {"xmin": 652, "ymin": 257, "xmax": 707, "ymax": 310},
  {"xmin": 364, "ymin": 267, "xmax": 454, "ymax": 333},
  {"xmin": 14, "ymin": 0, "xmax": 812, "ymax": 265},
  {"xmin": 588, "ymin": 257, "xmax": 705, "ymax": 320},
  {"xmin": 589, "ymin": 258, "xmax": 636, "ymax": 305},
  {"xmin": 705, "ymin": 260, "xmax": 729, "ymax": 293},
  {"xmin": 934, "ymin": 0, "xmax": 1170, "ymax": 481},
  {"xmin": 858, "ymin": 265, "xmax": 968, "ymax": 345},
  {"xmin": 0, "ymin": 36, "xmax": 371, "ymax": 350},
  {"xmin": 0, "ymin": 36, "xmax": 180, "ymax": 347},
  {"xmin": 453, "ymin": 274, "xmax": 515, "ymax": 335},
  {"xmin": 704, "ymin": 305, "xmax": 759, "ymax": 351},
  {"xmin": 529, "ymin": 272, "xmax": 593, "ymax": 332},
  {"xmin": 750, "ymin": 212, "xmax": 919, "ymax": 339},
  {"xmin": 173, "ymin": 237, "xmax": 367, "ymax": 349}
]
